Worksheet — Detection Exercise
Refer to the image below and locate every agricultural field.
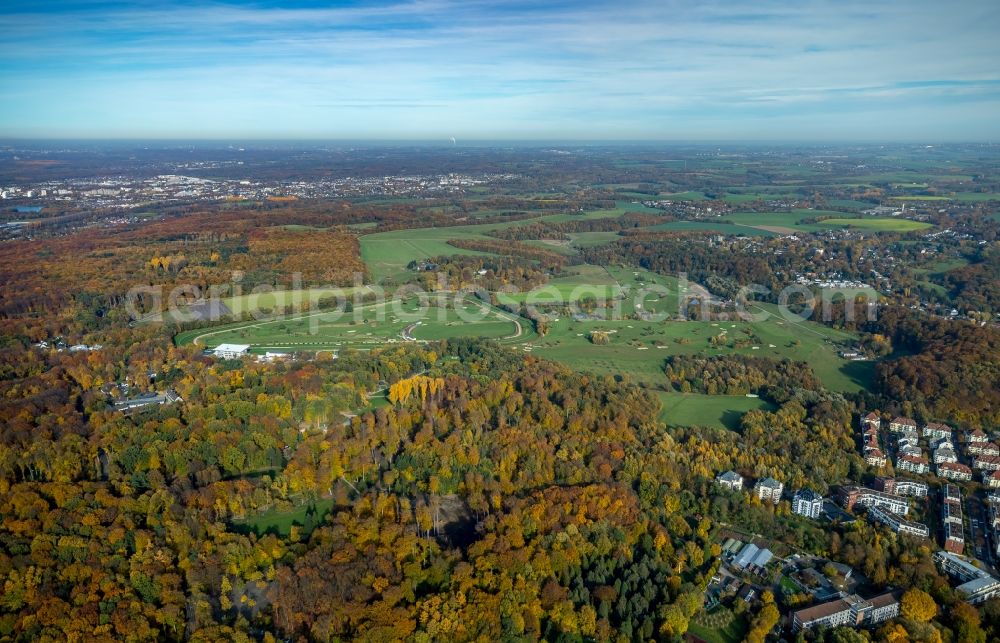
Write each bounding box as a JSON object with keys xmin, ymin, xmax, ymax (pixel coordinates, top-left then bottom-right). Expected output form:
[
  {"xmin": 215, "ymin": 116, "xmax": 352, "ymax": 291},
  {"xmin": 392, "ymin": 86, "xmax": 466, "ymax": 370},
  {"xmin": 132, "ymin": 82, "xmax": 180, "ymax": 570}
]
[
  {"xmin": 722, "ymin": 191, "xmax": 801, "ymax": 204},
  {"xmin": 951, "ymin": 191, "xmax": 999, "ymax": 202},
  {"xmin": 652, "ymin": 190, "xmax": 709, "ymax": 201},
  {"xmin": 717, "ymin": 210, "xmax": 933, "ymax": 234},
  {"xmin": 814, "ymin": 217, "xmax": 934, "ymax": 232},
  {"xmin": 827, "ymin": 198, "xmax": 877, "ymax": 210},
  {"xmin": 640, "ymin": 220, "xmax": 776, "ymax": 236},
  {"xmin": 890, "ymin": 195, "xmax": 951, "ymax": 201}
]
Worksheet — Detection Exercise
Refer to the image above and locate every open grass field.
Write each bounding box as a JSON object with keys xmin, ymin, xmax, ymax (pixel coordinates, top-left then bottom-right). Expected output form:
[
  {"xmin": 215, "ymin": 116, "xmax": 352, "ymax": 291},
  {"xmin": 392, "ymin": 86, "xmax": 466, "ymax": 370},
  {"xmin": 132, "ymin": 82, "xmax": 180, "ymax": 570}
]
[
  {"xmin": 496, "ymin": 264, "xmax": 623, "ymax": 305},
  {"xmin": 359, "ymin": 201, "xmax": 660, "ymax": 283},
  {"xmin": 657, "ymin": 392, "xmax": 774, "ymax": 430},
  {"xmin": 524, "ymin": 299, "xmax": 870, "ymax": 393},
  {"xmin": 179, "ymin": 296, "xmax": 525, "ymax": 351},
  {"xmin": 952, "ymin": 192, "xmax": 999, "ymax": 202},
  {"xmin": 360, "ymin": 229, "xmax": 500, "ymax": 284},
  {"xmin": 220, "ymin": 285, "xmax": 373, "ymax": 315},
  {"xmin": 721, "ymin": 209, "xmax": 853, "ymax": 233},
  {"xmin": 912, "ymin": 257, "xmax": 971, "ymax": 276},
  {"xmin": 232, "ymin": 498, "xmax": 335, "ymax": 538},
  {"xmin": 604, "ymin": 266, "xmax": 689, "ymax": 316}
]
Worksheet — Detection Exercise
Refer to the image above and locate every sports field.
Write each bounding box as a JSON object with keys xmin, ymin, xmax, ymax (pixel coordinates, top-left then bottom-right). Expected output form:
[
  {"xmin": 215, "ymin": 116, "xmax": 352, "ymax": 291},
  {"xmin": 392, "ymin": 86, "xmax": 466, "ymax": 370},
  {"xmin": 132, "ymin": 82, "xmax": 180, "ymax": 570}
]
[
  {"xmin": 176, "ymin": 200, "xmax": 880, "ymax": 427},
  {"xmin": 521, "ymin": 299, "xmax": 870, "ymax": 393},
  {"xmin": 179, "ymin": 296, "xmax": 525, "ymax": 351}
]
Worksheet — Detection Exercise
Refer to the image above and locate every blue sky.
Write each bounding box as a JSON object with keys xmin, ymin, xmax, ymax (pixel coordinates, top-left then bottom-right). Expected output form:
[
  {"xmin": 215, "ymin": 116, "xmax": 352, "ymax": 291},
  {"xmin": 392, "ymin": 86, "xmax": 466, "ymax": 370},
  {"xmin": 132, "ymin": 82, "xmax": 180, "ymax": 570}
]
[{"xmin": 1, "ymin": 0, "xmax": 998, "ymax": 140}]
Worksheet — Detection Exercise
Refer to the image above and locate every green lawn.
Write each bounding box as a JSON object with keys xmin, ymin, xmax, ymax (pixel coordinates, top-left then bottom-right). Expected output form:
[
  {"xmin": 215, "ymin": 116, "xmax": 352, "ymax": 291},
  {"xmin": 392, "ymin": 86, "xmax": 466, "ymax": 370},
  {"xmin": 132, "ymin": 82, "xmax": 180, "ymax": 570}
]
[
  {"xmin": 497, "ymin": 264, "xmax": 623, "ymax": 305},
  {"xmin": 688, "ymin": 608, "xmax": 749, "ymax": 643},
  {"xmin": 657, "ymin": 392, "xmax": 774, "ymax": 430},
  {"xmin": 221, "ymin": 285, "xmax": 373, "ymax": 315},
  {"xmin": 527, "ymin": 301, "xmax": 870, "ymax": 393},
  {"xmin": 778, "ymin": 575, "xmax": 802, "ymax": 595},
  {"xmin": 233, "ymin": 497, "xmax": 336, "ymax": 538}
]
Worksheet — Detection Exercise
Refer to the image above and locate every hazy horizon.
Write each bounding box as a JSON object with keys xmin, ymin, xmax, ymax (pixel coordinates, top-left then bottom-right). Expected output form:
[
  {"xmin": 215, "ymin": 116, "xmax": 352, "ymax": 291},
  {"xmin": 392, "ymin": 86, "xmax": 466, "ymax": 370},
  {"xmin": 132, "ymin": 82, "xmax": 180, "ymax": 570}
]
[{"xmin": 2, "ymin": 0, "xmax": 999, "ymax": 141}]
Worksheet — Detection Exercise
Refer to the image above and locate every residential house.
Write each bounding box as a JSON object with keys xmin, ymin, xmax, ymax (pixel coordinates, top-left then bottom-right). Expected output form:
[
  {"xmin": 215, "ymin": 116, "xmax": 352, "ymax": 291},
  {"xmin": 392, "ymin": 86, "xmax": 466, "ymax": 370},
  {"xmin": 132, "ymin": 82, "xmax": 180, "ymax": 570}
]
[
  {"xmin": 967, "ymin": 442, "xmax": 1000, "ymax": 457},
  {"xmin": 938, "ymin": 462, "xmax": 973, "ymax": 482},
  {"xmin": 754, "ymin": 477, "xmax": 784, "ymax": 504},
  {"xmin": 865, "ymin": 449, "xmax": 887, "ymax": 468},
  {"xmin": 894, "ymin": 479, "xmax": 929, "ymax": 497},
  {"xmin": 873, "ymin": 477, "xmax": 928, "ymax": 497},
  {"xmin": 967, "ymin": 429, "xmax": 989, "ymax": 444},
  {"xmin": 933, "ymin": 443, "xmax": 958, "ymax": 464},
  {"xmin": 897, "ymin": 455, "xmax": 930, "ymax": 474},
  {"xmin": 941, "ymin": 485, "xmax": 965, "ymax": 554},
  {"xmin": 867, "ymin": 505, "xmax": 929, "ymax": 538},
  {"xmin": 889, "ymin": 417, "xmax": 918, "ymax": 433},
  {"xmin": 716, "ymin": 470, "xmax": 744, "ymax": 492},
  {"xmin": 840, "ymin": 487, "xmax": 909, "ymax": 515},
  {"xmin": 793, "ymin": 489, "xmax": 824, "ymax": 519},
  {"xmin": 923, "ymin": 422, "xmax": 952, "ymax": 440},
  {"xmin": 974, "ymin": 455, "xmax": 1000, "ymax": 472}
]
